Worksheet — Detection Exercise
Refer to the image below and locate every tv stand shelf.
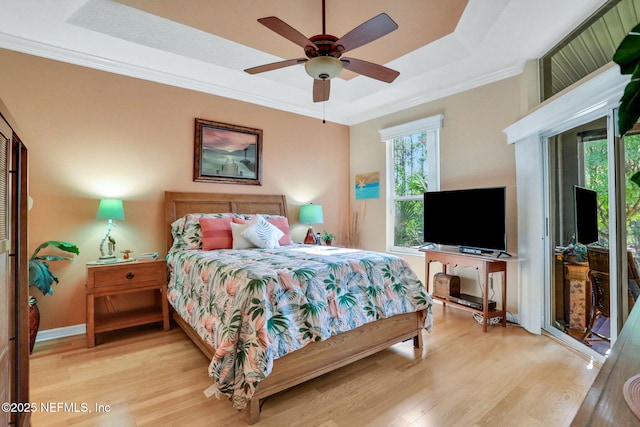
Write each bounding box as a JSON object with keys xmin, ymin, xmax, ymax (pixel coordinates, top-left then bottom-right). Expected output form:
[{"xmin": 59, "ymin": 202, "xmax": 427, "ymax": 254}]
[{"xmin": 421, "ymin": 248, "xmax": 507, "ymax": 332}]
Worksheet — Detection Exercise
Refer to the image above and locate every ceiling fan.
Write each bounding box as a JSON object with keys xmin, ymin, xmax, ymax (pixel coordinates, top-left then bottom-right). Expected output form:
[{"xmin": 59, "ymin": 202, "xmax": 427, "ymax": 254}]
[{"xmin": 244, "ymin": 0, "xmax": 400, "ymax": 103}]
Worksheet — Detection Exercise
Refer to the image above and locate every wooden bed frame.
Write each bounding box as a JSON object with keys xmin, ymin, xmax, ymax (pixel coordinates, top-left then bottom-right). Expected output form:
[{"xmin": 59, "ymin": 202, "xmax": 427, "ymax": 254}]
[{"xmin": 164, "ymin": 191, "xmax": 427, "ymax": 424}]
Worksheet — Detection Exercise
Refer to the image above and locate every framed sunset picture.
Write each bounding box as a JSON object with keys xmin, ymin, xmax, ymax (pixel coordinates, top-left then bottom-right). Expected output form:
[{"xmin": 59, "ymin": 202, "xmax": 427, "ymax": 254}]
[{"xmin": 193, "ymin": 118, "xmax": 263, "ymax": 185}]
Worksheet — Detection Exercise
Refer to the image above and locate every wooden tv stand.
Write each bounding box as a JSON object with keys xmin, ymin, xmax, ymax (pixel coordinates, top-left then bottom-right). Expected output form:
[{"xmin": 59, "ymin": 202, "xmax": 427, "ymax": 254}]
[{"xmin": 421, "ymin": 248, "xmax": 507, "ymax": 332}]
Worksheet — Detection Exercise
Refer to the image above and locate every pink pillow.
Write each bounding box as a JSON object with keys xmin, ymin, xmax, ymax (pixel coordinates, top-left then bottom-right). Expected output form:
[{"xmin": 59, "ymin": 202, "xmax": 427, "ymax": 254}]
[
  {"xmin": 266, "ymin": 217, "xmax": 293, "ymax": 245},
  {"xmin": 234, "ymin": 216, "xmax": 292, "ymax": 245},
  {"xmin": 199, "ymin": 217, "xmax": 233, "ymax": 250}
]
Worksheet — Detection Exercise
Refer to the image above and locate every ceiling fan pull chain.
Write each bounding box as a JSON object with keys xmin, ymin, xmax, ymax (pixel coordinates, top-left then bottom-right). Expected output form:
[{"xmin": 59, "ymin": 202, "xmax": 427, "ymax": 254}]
[{"xmin": 323, "ymin": 102, "xmax": 326, "ymax": 124}]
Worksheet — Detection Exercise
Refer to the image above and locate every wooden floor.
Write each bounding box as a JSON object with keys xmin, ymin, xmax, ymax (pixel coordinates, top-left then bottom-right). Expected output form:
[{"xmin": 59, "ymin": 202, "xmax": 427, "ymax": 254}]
[{"xmin": 30, "ymin": 304, "xmax": 598, "ymax": 426}]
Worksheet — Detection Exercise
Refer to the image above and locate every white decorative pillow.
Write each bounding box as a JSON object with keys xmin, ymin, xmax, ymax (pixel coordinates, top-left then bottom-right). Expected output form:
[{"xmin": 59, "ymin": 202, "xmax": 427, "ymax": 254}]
[
  {"xmin": 241, "ymin": 215, "xmax": 284, "ymax": 249},
  {"xmin": 230, "ymin": 222, "xmax": 256, "ymax": 249}
]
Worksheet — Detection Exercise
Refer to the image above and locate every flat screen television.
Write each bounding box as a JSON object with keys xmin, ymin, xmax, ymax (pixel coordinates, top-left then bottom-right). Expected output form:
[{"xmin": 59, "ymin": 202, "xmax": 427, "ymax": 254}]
[
  {"xmin": 574, "ymin": 185, "xmax": 598, "ymax": 245},
  {"xmin": 423, "ymin": 187, "xmax": 507, "ymax": 253}
]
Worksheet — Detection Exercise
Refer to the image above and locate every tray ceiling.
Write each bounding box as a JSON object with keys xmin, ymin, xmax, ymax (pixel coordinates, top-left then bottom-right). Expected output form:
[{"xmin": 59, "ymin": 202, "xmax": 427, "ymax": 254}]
[{"xmin": 0, "ymin": 0, "xmax": 608, "ymax": 124}]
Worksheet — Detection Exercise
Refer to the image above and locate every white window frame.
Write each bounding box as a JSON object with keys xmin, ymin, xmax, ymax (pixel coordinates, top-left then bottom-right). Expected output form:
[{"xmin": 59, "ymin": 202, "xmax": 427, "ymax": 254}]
[{"xmin": 380, "ymin": 114, "xmax": 443, "ymax": 254}]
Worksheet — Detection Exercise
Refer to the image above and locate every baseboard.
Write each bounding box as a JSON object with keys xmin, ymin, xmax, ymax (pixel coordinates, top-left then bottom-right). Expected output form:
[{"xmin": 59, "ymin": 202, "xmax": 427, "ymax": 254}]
[{"xmin": 36, "ymin": 324, "xmax": 86, "ymax": 342}]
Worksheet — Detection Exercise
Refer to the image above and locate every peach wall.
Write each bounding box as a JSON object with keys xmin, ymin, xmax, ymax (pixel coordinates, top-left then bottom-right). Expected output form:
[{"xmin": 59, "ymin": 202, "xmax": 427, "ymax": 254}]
[
  {"xmin": 0, "ymin": 48, "xmax": 349, "ymax": 330},
  {"xmin": 349, "ymin": 75, "xmax": 526, "ymax": 315}
]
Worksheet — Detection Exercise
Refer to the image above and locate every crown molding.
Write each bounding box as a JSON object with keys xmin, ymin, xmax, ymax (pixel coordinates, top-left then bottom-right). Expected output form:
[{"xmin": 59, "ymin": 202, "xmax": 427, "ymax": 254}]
[{"xmin": 504, "ymin": 64, "xmax": 628, "ymax": 144}]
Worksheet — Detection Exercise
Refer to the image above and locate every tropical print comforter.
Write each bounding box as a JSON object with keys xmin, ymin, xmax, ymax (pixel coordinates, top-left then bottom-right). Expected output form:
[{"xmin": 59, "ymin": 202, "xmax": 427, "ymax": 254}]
[{"xmin": 166, "ymin": 245, "xmax": 433, "ymax": 410}]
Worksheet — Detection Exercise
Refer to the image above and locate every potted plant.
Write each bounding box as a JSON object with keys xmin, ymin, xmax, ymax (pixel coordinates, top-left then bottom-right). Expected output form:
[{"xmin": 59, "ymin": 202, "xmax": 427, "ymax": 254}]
[
  {"xmin": 28, "ymin": 240, "xmax": 79, "ymax": 352},
  {"xmin": 322, "ymin": 231, "xmax": 334, "ymax": 246}
]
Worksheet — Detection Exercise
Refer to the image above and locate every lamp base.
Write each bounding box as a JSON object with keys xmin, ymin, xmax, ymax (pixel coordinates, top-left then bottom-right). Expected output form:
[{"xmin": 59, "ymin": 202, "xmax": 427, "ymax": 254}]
[
  {"xmin": 304, "ymin": 227, "xmax": 316, "ymax": 244},
  {"xmin": 98, "ymin": 254, "xmax": 116, "ymax": 260}
]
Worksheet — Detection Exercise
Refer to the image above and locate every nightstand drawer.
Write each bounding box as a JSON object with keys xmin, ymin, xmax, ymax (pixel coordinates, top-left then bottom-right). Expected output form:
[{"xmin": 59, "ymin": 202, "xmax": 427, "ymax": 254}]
[{"xmin": 89, "ymin": 262, "xmax": 164, "ymax": 289}]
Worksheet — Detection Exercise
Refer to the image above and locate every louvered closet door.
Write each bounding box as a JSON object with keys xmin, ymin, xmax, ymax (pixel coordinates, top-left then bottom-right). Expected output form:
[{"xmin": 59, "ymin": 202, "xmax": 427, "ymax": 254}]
[{"xmin": 0, "ymin": 117, "xmax": 11, "ymax": 427}]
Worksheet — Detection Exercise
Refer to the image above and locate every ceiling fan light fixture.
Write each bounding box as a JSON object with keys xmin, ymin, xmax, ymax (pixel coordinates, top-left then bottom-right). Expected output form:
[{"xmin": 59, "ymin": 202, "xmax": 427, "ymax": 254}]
[
  {"xmin": 304, "ymin": 56, "xmax": 343, "ymax": 80},
  {"xmin": 249, "ymin": 3, "xmax": 399, "ymax": 102}
]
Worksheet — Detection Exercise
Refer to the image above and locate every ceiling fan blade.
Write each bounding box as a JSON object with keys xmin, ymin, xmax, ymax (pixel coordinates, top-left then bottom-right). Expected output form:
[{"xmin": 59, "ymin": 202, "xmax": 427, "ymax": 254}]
[
  {"xmin": 258, "ymin": 17, "xmax": 318, "ymax": 51},
  {"xmin": 313, "ymin": 79, "xmax": 330, "ymax": 102},
  {"xmin": 245, "ymin": 58, "xmax": 307, "ymax": 75},
  {"xmin": 332, "ymin": 13, "xmax": 398, "ymax": 54},
  {"xmin": 341, "ymin": 57, "xmax": 399, "ymax": 83}
]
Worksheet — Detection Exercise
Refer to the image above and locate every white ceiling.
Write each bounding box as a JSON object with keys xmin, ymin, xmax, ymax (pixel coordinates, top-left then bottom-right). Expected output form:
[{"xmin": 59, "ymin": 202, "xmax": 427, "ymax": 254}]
[{"xmin": 0, "ymin": 0, "xmax": 607, "ymax": 125}]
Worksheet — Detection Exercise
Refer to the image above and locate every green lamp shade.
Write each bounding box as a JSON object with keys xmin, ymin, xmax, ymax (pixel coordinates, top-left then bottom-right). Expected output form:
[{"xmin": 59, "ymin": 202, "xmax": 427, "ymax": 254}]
[
  {"xmin": 96, "ymin": 199, "xmax": 125, "ymax": 221},
  {"xmin": 299, "ymin": 204, "xmax": 323, "ymax": 224}
]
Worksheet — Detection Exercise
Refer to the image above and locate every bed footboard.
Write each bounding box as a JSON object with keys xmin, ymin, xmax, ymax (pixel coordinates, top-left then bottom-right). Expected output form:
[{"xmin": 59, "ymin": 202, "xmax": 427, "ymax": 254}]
[
  {"xmin": 247, "ymin": 308, "xmax": 425, "ymax": 422},
  {"xmin": 171, "ymin": 308, "xmax": 425, "ymax": 424}
]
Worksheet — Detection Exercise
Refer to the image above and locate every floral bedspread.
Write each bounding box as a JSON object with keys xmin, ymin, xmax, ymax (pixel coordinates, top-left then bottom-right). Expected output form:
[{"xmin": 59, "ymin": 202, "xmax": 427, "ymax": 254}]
[{"xmin": 166, "ymin": 245, "xmax": 433, "ymax": 409}]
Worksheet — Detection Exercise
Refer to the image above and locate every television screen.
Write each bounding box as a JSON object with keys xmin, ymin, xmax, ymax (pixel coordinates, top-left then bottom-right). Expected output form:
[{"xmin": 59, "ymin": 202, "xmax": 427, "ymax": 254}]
[
  {"xmin": 574, "ymin": 185, "xmax": 598, "ymax": 245},
  {"xmin": 423, "ymin": 187, "xmax": 506, "ymax": 252}
]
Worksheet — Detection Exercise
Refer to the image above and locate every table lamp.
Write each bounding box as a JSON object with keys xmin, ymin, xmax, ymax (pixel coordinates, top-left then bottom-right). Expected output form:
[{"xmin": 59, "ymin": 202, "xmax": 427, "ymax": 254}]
[
  {"xmin": 96, "ymin": 198, "xmax": 125, "ymax": 260},
  {"xmin": 299, "ymin": 203, "xmax": 323, "ymax": 244}
]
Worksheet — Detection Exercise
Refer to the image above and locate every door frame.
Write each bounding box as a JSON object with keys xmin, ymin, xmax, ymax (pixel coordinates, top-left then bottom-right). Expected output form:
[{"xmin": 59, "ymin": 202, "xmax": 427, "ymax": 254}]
[
  {"xmin": 504, "ymin": 65, "xmax": 629, "ymax": 343},
  {"xmin": 540, "ymin": 107, "xmax": 625, "ymax": 362}
]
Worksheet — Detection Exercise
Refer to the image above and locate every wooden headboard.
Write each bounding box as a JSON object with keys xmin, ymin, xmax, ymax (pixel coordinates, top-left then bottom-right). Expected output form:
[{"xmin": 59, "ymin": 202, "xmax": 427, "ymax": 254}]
[{"xmin": 164, "ymin": 191, "xmax": 289, "ymax": 252}]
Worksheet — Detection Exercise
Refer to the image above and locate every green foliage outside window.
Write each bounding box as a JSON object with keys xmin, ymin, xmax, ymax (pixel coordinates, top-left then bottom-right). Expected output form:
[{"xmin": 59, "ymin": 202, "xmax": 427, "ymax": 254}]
[
  {"xmin": 584, "ymin": 134, "xmax": 640, "ymax": 247},
  {"xmin": 392, "ymin": 132, "xmax": 429, "ymax": 248}
]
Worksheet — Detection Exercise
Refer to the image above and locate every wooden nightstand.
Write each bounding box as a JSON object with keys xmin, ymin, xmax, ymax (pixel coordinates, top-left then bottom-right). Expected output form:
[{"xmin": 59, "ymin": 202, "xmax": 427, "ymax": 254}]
[{"xmin": 85, "ymin": 259, "xmax": 169, "ymax": 348}]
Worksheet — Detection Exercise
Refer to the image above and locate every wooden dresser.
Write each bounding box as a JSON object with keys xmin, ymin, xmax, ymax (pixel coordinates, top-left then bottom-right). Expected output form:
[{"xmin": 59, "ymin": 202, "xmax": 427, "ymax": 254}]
[{"xmin": 572, "ymin": 299, "xmax": 640, "ymax": 425}]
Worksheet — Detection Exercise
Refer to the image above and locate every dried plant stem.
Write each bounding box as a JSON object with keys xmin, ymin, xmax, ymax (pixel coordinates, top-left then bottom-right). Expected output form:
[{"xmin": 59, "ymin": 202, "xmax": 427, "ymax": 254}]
[{"xmin": 349, "ymin": 201, "xmax": 366, "ymax": 248}]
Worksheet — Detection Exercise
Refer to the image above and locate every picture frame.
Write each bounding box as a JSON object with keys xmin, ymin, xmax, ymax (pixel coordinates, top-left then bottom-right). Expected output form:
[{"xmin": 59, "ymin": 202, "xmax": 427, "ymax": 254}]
[{"xmin": 193, "ymin": 118, "xmax": 263, "ymax": 185}]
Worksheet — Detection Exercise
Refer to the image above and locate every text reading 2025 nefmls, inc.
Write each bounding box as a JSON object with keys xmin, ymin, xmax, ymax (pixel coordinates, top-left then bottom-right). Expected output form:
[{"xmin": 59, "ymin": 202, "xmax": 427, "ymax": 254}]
[{"xmin": 2, "ymin": 402, "xmax": 111, "ymax": 413}]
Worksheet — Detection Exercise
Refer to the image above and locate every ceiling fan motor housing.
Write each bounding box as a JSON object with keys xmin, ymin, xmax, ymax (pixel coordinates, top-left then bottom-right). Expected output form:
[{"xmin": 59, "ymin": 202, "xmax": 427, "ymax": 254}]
[
  {"xmin": 304, "ymin": 35, "xmax": 344, "ymax": 80},
  {"xmin": 305, "ymin": 35, "xmax": 341, "ymax": 57}
]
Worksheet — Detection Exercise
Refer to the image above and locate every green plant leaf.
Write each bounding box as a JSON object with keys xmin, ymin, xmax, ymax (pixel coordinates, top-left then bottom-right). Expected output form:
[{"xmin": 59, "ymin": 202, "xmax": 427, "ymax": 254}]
[
  {"xmin": 618, "ymin": 67, "xmax": 640, "ymax": 136},
  {"xmin": 28, "ymin": 240, "xmax": 78, "ymax": 296},
  {"xmin": 30, "ymin": 240, "xmax": 79, "ymax": 259},
  {"xmin": 28, "ymin": 259, "xmax": 58, "ymax": 295},
  {"xmin": 33, "ymin": 255, "xmax": 76, "ymax": 262},
  {"xmin": 51, "ymin": 241, "xmax": 80, "ymax": 255},
  {"xmin": 613, "ymin": 23, "xmax": 640, "ymax": 74}
]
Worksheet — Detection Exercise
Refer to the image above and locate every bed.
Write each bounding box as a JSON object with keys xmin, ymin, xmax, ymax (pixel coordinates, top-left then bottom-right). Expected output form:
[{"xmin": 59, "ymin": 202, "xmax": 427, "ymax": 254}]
[{"xmin": 164, "ymin": 191, "xmax": 432, "ymax": 423}]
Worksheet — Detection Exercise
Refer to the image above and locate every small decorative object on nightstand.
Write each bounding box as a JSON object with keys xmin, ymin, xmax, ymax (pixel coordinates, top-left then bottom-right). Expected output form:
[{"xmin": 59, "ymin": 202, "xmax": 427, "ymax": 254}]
[
  {"xmin": 85, "ymin": 259, "xmax": 169, "ymax": 348},
  {"xmin": 322, "ymin": 231, "xmax": 334, "ymax": 246},
  {"xmin": 300, "ymin": 203, "xmax": 324, "ymax": 244}
]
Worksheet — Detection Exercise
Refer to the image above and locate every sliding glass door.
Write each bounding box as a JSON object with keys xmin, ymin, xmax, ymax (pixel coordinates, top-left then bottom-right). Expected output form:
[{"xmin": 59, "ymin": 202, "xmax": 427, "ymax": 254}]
[
  {"xmin": 544, "ymin": 111, "xmax": 637, "ymax": 360},
  {"xmin": 621, "ymin": 131, "xmax": 640, "ymax": 319}
]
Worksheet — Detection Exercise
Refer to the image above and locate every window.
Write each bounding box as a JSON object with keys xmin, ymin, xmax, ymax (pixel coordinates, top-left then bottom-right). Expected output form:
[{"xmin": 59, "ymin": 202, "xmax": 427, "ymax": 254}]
[
  {"xmin": 540, "ymin": 0, "xmax": 636, "ymax": 101},
  {"xmin": 380, "ymin": 115, "xmax": 443, "ymax": 253}
]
